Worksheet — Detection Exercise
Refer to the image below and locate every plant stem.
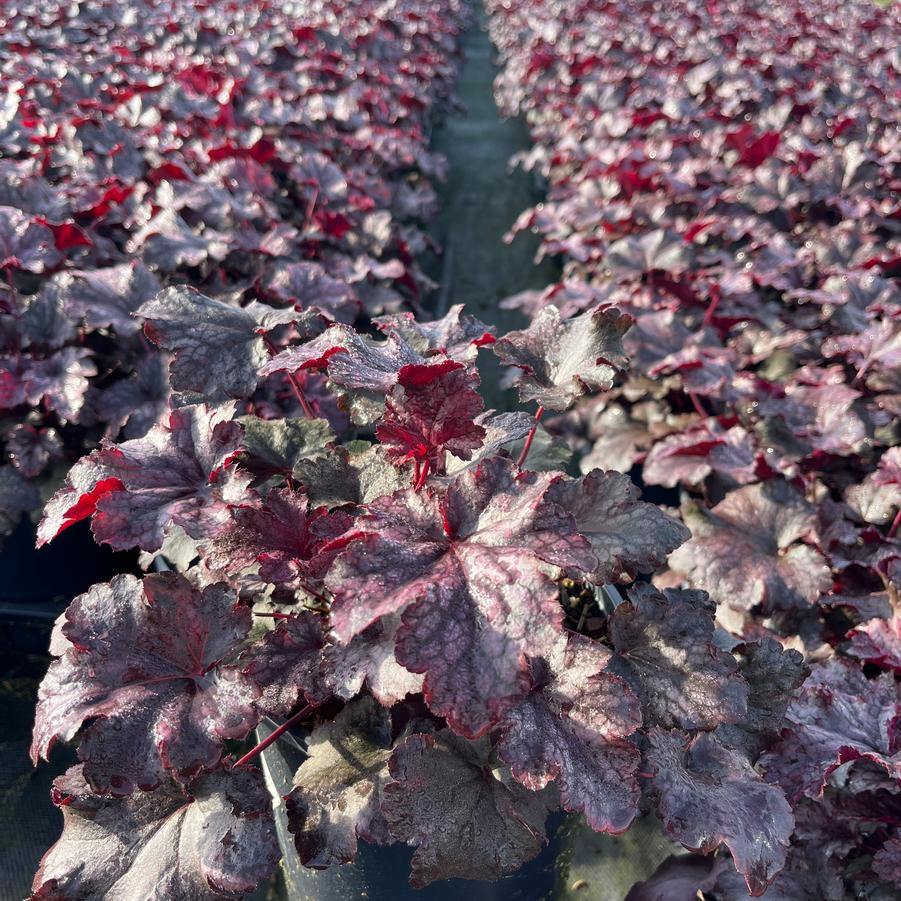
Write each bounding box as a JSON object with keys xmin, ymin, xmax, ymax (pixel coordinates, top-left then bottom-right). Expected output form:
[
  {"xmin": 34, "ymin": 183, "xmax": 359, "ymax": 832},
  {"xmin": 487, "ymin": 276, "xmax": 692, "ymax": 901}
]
[
  {"xmin": 688, "ymin": 391, "xmax": 708, "ymax": 419},
  {"xmin": 263, "ymin": 336, "xmax": 316, "ymax": 419},
  {"xmin": 234, "ymin": 702, "xmax": 319, "ymax": 767},
  {"xmin": 702, "ymin": 286, "xmax": 720, "ymax": 327},
  {"xmin": 516, "ymin": 406, "xmax": 544, "ymax": 468},
  {"xmin": 414, "ymin": 458, "xmax": 430, "ymax": 491}
]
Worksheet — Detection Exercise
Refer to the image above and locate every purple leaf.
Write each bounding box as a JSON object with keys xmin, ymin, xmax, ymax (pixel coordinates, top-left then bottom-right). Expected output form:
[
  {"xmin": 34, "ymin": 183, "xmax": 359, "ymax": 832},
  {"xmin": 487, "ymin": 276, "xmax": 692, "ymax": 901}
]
[
  {"xmin": 847, "ymin": 616, "xmax": 901, "ymax": 672},
  {"xmin": 0, "ymin": 205, "xmax": 61, "ymax": 272},
  {"xmin": 648, "ymin": 728, "xmax": 793, "ymax": 897},
  {"xmin": 496, "ymin": 632, "xmax": 642, "ymax": 833},
  {"xmin": 240, "ymin": 612, "xmax": 328, "ymax": 717},
  {"xmin": 642, "ymin": 426, "xmax": 757, "ymax": 489},
  {"xmin": 716, "ymin": 639, "xmax": 809, "ymax": 760},
  {"xmin": 31, "ymin": 765, "xmax": 278, "ymax": 900},
  {"xmin": 326, "ymin": 457, "xmax": 594, "ymax": 736},
  {"xmin": 382, "ymin": 729, "xmax": 554, "ymax": 887},
  {"xmin": 286, "ymin": 696, "xmax": 393, "ymax": 868},
  {"xmin": 668, "ymin": 481, "xmax": 832, "ymax": 612},
  {"xmin": 201, "ymin": 487, "xmax": 352, "ymax": 589},
  {"xmin": 38, "ymin": 403, "xmax": 250, "ymax": 552},
  {"xmin": 140, "ymin": 286, "xmax": 322, "ymax": 403},
  {"xmin": 624, "ymin": 854, "xmax": 729, "ymax": 901},
  {"xmin": 261, "ymin": 260, "xmax": 360, "ymax": 323},
  {"xmin": 31, "ymin": 573, "xmax": 258, "ymax": 795},
  {"xmin": 609, "ymin": 584, "xmax": 749, "ymax": 730},
  {"xmin": 493, "ymin": 304, "xmax": 632, "ymax": 411},
  {"xmin": 87, "ymin": 354, "xmax": 169, "ymax": 439},
  {"xmin": 323, "ymin": 613, "xmax": 423, "ymax": 706},
  {"xmin": 66, "ymin": 262, "xmax": 161, "ymax": 334},
  {"xmin": 0, "ymin": 464, "xmax": 40, "ymax": 538},
  {"xmin": 374, "ymin": 304, "xmax": 496, "ymax": 362},
  {"xmin": 874, "ymin": 836, "xmax": 901, "ymax": 888},
  {"xmin": 548, "ymin": 469, "xmax": 690, "ymax": 582},
  {"xmin": 6, "ymin": 424, "xmax": 63, "ymax": 479},
  {"xmin": 759, "ymin": 658, "xmax": 901, "ymax": 801},
  {"xmin": 606, "ymin": 230, "xmax": 693, "ymax": 276},
  {"xmin": 260, "ymin": 323, "xmax": 424, "ymax": 393}
]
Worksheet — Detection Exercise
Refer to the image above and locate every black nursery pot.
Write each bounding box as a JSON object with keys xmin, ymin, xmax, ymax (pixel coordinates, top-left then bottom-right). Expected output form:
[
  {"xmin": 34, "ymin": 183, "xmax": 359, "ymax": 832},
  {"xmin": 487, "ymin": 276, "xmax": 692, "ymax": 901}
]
[{"xmin": 255, "ymin": 721, "xmax": 573, "ymax": 901}]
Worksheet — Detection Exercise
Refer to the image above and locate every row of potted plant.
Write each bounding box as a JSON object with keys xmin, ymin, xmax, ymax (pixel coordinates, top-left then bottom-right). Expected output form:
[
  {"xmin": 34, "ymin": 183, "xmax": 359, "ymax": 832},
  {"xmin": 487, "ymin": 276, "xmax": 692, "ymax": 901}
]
[
  {"xmin": 1, "ymin": 0, "xmax": 464, "ymax": 548},
  {"xmin": 486, "ymin": 0, "xmax": 900, "ymax": 897}
]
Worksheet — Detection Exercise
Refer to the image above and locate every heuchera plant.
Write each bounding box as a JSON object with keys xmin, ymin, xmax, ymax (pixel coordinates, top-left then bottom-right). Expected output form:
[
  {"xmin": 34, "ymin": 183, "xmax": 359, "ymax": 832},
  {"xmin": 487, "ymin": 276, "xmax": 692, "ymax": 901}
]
[
  {"xmin": 28, "ymin": 284, "xmax": 816, "ymax": 898},
  {"xmin": 487, "ymin": 0, "xmax": 901, "ymax": 897},
  {"xmin": 0, "ymin": 0, "xmax": 464, "ymax": 546}
]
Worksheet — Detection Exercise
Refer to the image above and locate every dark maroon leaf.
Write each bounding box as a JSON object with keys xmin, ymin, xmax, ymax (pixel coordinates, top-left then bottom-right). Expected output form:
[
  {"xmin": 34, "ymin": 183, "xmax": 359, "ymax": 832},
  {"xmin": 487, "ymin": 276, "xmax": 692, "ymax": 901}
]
[
  {"xmin": 201, "ymin": 487, "xmax": 351, "ymax": 589},
  {"xmin": 609, "ymin": 585, "xmax": 749, "ymax": 730},
  {"xmin": 847, "ymin": 617, "xmax": 901, "ymax": 672},
  {"xmin": 382, "ymin": 729, "xmax": 554, "ymax": 887},
  {"xmin": 874, "ymin": 836, "xmax": 901, "ymax": 888},
  {"xmin": 374, "ymin": 304, "xmax": 496, "ymax": 362},
  {"xmin": 38, "ymin": 404, "xmax": 250, "ymax": 552},
  {"xmin": 669, "ymin": 481, "xmax": 831, "ymax": 612},
  {"xmin": 31, "ymin": 764, "xmax": 278, "ymax": 900},
  {"xmin": 31, "ymin": 573, "xmax": 258, "ymax": 795},
  {"xmin": 376, "ymin": 360, "xmax": 486, "ymax": 472},
  {"xmin": 717, "ymin": 639, "xmax": 810, "ymax": 760},
  {"xmin": 326, "ymin": 456, "xmax": 595, "ymax": 736},
  {"xmin": 0, "ymin": 205, "xmax": 61, "ymax": 272},
  {"xmin": 759, "ymin": 658, "xmax": 901, "ymax": 801},
  {"xmin": 140, "ymin": 286, "xmax": 321, "ymax": 403},
  {"xmin": 648, "ymin": 728, "xmax": 794, "ymax": 897},
  {"xmin": 286, "ymin": 696, "xmax": 393, "ymax": 868},
  {"xmin": 496, "ymin": 633, "xmax": 642, "ymax": 833},
  {"xmin": 66, "ymin": 262, "xmax": 161, "ymax": 334},
  {"xmin": 240, "ymin": 612, "xmax": 328, "ymax": 717},
  {"xmin": 493, "ymin": 304, "xmax": 632, "ymax": 411},
  {"xmin": 547, "ymin": 469, "xmax": 689, "ymax": 582}
]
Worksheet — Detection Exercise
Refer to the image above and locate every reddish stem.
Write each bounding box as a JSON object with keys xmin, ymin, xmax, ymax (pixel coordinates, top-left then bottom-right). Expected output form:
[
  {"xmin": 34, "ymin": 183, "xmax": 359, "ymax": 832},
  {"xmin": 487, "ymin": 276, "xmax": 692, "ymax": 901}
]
[
  {"xmin": 414, "ymin": 458, "xmax": 430, "ymax": 491},
  {"xmin": 688, "ymin": 391, "xmax": 708, "ymax": 419},
  {"xmin": 412, "ymin": 458, "xmax": 422, "ymax": 488},
  {"xmin": 302, "ymin": 186, "xmax": 320, "ymax": 234},
  {"xmin": 263, "ymin": 336, "xmax": 316, "ymax": 419},
  {"xmin": 234, "ymin": 702, "xmax": 319, "ymax": 767},
  {"xmin": 702, "ymin": 287, "xmax": 721, "ymax": 327},
  {"xmin": 253, "ymin": 612, "xmax": 293, "ymax": 619},
  {"xmin": 516, "ymin": 406, "xmax": 545, "ymax": 468},
  {"xmin": 889, "ymin": 505, "xmax": 901, "ymax": 540}
]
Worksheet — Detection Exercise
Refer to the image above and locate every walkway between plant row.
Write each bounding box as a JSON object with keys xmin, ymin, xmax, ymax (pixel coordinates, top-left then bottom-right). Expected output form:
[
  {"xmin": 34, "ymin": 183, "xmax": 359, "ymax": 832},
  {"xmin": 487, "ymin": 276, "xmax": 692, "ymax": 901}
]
[{"xmin": 429, "ymin": 5, "xmax": 680, "ymax": 899}]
